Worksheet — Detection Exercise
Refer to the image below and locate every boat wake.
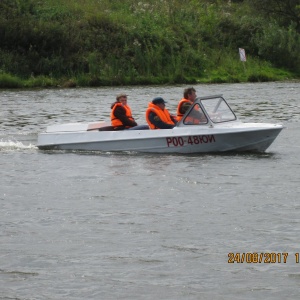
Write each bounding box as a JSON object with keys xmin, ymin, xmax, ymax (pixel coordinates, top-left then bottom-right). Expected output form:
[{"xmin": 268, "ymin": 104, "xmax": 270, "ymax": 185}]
[{"xmin": 0, "ymin": 139, "xmax": 37, "ymax": 151}]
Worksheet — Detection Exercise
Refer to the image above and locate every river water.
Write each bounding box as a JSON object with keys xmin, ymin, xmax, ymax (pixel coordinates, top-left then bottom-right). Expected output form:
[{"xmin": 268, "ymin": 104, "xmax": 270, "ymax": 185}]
[{"xmin": 1, "ymin": 81, "xmax": 300, "ymax": 299}]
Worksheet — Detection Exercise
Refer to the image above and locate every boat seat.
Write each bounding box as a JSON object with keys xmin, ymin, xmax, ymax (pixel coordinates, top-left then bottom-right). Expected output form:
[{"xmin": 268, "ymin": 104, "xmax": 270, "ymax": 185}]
[{"xmin": 98, "ymin": 126, "xmax": 116, "ymax": 131}]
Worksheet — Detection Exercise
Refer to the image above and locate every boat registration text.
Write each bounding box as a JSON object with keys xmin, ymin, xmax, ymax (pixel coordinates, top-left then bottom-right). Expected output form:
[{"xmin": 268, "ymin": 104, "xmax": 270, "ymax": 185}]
[{"xmin": 166, "ymin": 135, "xmax": 215, "ymax": 147}]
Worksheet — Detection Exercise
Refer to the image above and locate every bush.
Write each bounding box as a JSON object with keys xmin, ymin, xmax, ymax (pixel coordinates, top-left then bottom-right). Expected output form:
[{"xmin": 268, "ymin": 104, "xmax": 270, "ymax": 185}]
[
  {"xmin": 254, "ymin": 22, "xmax": 300, "ymax": 71},
  {"xmin": 0, "ymin": 73, "xmax": 22, "ymax": 88}
]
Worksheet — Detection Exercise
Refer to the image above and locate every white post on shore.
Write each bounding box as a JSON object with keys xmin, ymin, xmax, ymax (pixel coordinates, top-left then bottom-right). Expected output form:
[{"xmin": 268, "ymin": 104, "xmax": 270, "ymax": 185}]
[{"xmin": 239, "ymin": 48, "xmax": 246, "ymax": 71}]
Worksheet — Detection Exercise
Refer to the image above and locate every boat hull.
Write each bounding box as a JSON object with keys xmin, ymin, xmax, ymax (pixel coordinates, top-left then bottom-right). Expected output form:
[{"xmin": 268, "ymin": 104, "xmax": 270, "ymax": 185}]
[{"xmin": 37, "ymin": 123, "xmax": 283, "ymax": 153}]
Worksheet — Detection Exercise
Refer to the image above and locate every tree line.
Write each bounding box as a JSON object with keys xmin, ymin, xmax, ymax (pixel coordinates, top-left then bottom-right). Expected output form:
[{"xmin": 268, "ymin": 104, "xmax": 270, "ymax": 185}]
[{"xmin": 0, "ymin": 0, "xmax": 299, "ymax": 88}]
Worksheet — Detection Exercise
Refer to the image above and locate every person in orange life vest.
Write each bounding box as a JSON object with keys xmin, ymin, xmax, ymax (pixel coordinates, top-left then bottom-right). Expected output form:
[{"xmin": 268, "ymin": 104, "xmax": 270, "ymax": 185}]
[
  {"xmin": 145, "ymin": 97, "xmax": 177, "ymax": 129},
  {"xmin": 110, "ymin": 93, "xmax": 138, "ymax": 130},
  {"xmin": 176, "ymin": 87, "xmax": 197, "ymax": 121},
  {"xmin": 177, "ymin": 87, "xmax": 205, "ymax": 124}
]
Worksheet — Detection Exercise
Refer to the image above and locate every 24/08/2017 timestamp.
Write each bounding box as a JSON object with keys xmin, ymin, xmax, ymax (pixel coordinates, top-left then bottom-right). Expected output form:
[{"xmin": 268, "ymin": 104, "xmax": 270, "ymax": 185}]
[{"xmin": 228, "ymin": 253, "xmax": 300, "ymax": 263}]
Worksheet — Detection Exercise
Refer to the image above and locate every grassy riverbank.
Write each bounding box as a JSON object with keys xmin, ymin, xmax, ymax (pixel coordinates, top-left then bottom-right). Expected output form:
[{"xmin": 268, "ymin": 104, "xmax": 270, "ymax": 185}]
[{"xmin": 0, "ymin": 0, "xmax": 299, "ymax": 88}]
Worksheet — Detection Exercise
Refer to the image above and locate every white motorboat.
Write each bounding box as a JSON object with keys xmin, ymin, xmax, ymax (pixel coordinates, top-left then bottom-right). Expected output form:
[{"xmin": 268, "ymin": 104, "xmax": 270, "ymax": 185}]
[{"xmin": 37, "ymin": 95, "xmax": 283, "ymax": 153}]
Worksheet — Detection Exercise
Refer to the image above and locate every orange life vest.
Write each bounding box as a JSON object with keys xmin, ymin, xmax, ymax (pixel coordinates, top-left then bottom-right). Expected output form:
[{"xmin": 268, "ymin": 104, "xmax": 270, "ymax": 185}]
[
  {"xmin": 176, "ymin": 98, "xmax": 193, "ymax": 121},
  {"xmin": 110, "ymin": 103, "xmax": 135, "ymax": 127},
  {"xmin": 145, "ymin": 102, "xmax": 175, "ymax": 129},
  {"xmin": 177, "ymin": 98, "xmax": 201, "ymax": 124}
]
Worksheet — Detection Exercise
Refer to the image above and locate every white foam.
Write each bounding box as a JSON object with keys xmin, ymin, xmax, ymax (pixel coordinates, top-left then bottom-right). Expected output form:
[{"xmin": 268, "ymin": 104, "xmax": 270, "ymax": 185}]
[{"xmin": 0, "ymin": 140, "xmax": 37, "ymax": 151}]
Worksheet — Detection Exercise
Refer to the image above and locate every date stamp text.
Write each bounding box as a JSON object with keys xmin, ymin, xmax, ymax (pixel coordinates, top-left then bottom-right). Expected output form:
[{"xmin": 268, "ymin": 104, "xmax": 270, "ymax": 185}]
[{"xmin": 228, "ymin": 252, "xmax": 300, "ymax": 263}]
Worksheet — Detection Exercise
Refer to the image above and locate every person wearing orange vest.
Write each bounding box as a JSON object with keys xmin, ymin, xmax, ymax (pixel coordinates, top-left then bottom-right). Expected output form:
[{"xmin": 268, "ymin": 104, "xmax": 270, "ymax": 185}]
[
  {"xmin": 110, "ymin": 93, "xmax": 138, "ymax": 130},
  {"xmin": 145, "ymin": 97, "xmax": 177, "ymax": 129},
  {"xmin": 176, "ymin": 87, "xmax": 197, "ymax": 121}
]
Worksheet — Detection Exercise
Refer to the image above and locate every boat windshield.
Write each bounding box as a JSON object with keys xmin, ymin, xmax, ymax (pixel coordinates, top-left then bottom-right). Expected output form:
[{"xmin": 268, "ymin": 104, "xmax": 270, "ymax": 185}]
[
  {"xmin": 182, "ymin": 103, "xmax": 208, "ymax": 125},
  {"xmin": 201, "ymin": 97, "xmax": 236, "ymax": 123}
]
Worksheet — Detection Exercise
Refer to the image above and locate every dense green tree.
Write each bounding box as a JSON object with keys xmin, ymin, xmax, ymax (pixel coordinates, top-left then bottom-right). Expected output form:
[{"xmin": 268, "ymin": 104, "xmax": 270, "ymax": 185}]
[{"xmin": 246, "ymin": 0, "xmax": 300, "ymax": 31}]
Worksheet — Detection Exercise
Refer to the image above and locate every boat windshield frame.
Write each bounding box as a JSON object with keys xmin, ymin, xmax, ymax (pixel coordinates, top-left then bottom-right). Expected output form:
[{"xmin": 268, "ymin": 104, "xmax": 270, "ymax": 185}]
[{"xmin": 176, "ymin": 94, "xmax": 237, "ymax": 127}]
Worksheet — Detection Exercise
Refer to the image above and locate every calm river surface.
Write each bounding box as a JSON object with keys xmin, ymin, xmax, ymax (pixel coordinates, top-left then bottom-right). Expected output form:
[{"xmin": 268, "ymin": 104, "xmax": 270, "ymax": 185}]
[{"xmin": 1, "ymin": 82, "xmax": 300, "ymax": 299}]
